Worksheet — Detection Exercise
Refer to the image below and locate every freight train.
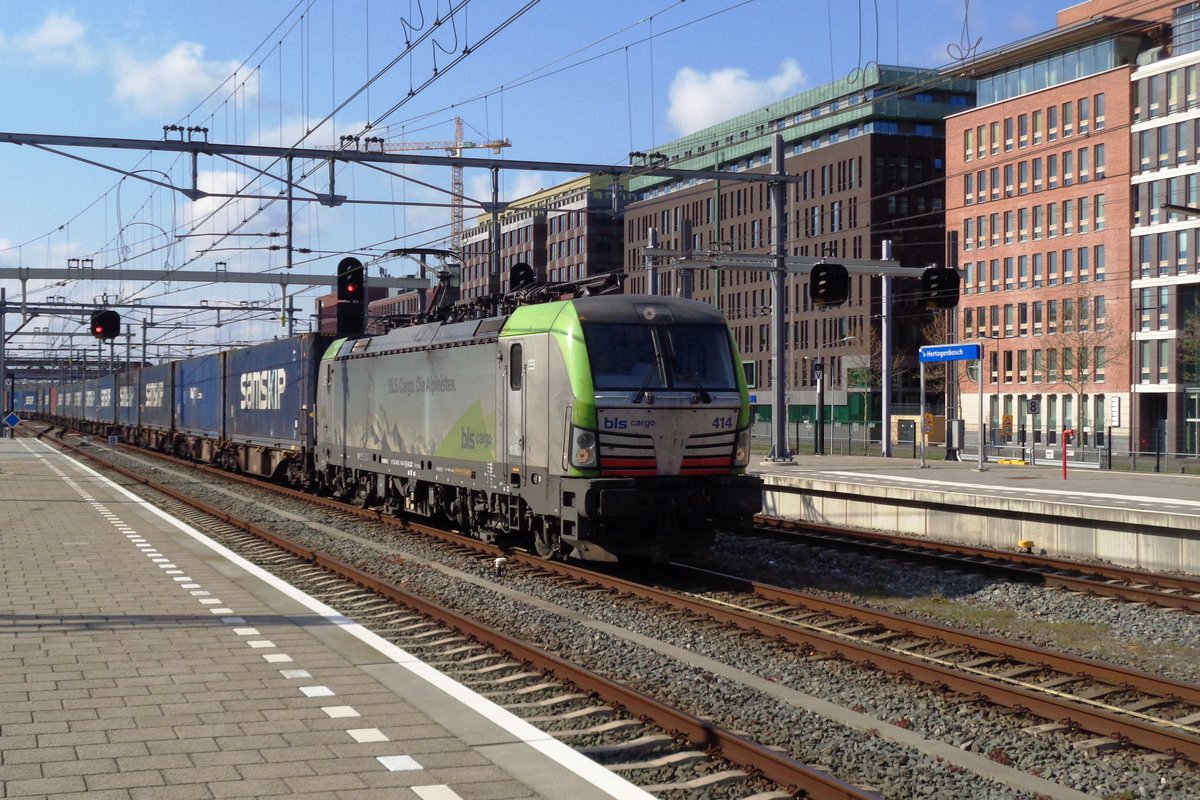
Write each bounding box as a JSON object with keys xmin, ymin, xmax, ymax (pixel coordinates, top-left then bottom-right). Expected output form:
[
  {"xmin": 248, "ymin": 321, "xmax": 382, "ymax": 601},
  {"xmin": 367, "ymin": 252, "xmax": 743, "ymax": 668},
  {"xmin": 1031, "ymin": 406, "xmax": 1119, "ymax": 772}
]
[{"xmin": 23, "ymin": 291, "xmax": 763, "ymax": 562}]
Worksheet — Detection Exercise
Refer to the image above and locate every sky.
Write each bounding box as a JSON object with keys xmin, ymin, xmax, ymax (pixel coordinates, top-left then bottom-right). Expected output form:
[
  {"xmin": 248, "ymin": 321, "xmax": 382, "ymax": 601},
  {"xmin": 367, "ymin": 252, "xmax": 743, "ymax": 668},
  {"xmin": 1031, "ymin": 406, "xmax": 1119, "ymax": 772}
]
[{"xmin": 0, "ymin": 0, "xmax": 1062, "ymax": 358}]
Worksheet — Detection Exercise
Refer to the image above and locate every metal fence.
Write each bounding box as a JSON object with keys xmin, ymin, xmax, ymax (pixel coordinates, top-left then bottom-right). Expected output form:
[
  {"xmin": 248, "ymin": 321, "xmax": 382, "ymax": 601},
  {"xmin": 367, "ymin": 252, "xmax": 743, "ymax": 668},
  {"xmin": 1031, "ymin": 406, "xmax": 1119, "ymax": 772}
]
[{"xmin": 752, "ymin": 420, "xmax": 1111, "ymax": 466}]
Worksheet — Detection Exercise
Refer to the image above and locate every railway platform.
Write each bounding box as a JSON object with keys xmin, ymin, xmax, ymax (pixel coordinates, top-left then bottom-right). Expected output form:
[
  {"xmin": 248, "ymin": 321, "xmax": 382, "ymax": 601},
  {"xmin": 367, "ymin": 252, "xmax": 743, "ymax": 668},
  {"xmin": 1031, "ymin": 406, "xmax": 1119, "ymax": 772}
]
[
  {"xmin": 751, "ymin": 454, "xmax": 1200, "ymax": 575},
  {"xmin": 0, "ymin": 437, "xmax": 652, "ymax": 800}
]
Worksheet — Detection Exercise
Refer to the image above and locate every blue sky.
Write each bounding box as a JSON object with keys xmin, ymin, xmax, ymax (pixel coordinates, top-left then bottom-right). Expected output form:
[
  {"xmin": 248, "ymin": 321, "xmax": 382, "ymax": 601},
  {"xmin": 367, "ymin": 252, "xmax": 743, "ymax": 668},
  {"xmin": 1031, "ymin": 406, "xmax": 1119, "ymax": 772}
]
[{"xmin": 0, "ymin": 0, "xmax": 1061, "ymax": 352}]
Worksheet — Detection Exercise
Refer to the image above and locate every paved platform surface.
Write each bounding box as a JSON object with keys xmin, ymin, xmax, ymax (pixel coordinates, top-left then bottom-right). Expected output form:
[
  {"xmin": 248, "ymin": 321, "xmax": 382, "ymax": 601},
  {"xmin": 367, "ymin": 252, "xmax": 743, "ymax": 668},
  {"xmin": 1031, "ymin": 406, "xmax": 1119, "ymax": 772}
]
[
  {"xmin": 751, "ymin": 454, "xmax": 1200, "ymax": 522},
  {"xmin": 0, "ymin": 437, "xmax": 653, "ymax": 800}
]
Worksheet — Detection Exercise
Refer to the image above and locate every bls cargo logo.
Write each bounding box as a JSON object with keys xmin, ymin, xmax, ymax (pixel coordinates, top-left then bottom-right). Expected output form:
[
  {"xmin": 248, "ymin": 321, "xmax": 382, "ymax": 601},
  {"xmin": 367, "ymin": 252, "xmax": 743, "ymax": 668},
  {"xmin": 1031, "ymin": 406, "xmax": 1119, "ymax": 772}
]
[
  {"xmin": 240, "ymin": 368, "xmax": 288, "ymax": 410},
  {"xmin": 460, "ymin": 427, "xmax": 493, "ymax": 450},
  {"xmin": 601, "ymin": 416, "xmax": 656, "ymax": 430}
]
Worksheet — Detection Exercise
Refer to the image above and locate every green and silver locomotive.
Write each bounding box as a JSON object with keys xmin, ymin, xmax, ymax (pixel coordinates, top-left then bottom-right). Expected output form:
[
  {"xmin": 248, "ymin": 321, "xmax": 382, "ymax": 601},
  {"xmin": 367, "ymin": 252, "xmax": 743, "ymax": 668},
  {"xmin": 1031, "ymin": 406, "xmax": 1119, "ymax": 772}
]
[{"xmin": 314, "ymin": 294, "xmax": 762, "ymax": 562}]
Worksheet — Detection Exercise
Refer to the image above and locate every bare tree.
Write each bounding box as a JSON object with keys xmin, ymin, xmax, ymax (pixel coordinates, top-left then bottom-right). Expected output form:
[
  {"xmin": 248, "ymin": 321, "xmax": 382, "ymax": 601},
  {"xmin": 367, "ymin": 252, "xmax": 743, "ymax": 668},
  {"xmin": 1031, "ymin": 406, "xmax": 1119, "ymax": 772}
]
[
  {"xmin": 1046, "ymin": 286, "xmax": 1129, "ymax": 431},
  {"xmin": 919, "ymin": 310, "xmax": 952, "ymax": 396},
  {"xmin": 1181, "ymin": 310, "xmax": 1200, "ymax": 386},
  {"xmin": 845, "ymin": 323, "xmax": 907, "ymax": 419}
]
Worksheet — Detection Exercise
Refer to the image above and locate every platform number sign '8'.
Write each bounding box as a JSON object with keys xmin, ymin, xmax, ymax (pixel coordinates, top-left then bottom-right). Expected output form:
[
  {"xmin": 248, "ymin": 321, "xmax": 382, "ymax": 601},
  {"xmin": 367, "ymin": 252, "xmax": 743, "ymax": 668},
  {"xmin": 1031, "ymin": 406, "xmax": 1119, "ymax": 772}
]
[{"xmin": 1027, "ymin": 398, "xmax": 1040, "ymax": 416}]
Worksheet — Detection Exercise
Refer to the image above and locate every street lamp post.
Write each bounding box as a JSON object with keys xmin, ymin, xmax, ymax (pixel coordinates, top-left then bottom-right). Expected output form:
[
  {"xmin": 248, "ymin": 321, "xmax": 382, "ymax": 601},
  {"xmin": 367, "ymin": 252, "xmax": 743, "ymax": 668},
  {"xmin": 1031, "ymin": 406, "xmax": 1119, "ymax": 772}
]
[{"xmin": 815, "ymin": 335, "xmax": 856, "ymax": 455}]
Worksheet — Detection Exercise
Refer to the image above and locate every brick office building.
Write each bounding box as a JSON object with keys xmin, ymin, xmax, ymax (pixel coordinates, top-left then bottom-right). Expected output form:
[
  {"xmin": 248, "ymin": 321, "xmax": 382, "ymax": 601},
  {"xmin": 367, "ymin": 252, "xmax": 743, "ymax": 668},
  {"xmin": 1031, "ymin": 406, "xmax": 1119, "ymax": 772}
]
[
  {"xmin": 459, "ymin": 175, "xmax": 625, "ymax": 301},
  {"xmin": 623, "ymin": 65, "xmax": 973, "ymax": 426},
  {"xmin": 946, "ymin": 0, "xmax": 1200, "ymax": 455}
]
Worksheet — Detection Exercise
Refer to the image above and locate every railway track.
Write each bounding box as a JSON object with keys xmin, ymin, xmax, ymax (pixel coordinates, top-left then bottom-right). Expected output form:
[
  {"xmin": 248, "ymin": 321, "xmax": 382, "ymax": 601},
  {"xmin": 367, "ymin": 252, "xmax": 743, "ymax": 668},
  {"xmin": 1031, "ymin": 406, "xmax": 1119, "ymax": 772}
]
[
  {"xmin": 755, "ymin": 515, "xmax": 1200, "ymax": 613},
  {"xmin": 40, "ymin": 428, "xmax": 1200, "ymax": 792},
  {"xmin": 43, "ymin": 428, "xmax": 878, "ymax": 800}
]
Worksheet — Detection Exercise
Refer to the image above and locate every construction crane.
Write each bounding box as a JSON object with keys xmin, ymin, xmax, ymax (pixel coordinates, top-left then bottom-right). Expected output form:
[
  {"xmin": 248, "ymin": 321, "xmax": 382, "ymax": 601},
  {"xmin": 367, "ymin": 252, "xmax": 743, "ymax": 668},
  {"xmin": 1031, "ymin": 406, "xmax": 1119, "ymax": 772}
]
[{"xmin": 331, "ymin": 117, "xmax": 511, "ymax": 257}]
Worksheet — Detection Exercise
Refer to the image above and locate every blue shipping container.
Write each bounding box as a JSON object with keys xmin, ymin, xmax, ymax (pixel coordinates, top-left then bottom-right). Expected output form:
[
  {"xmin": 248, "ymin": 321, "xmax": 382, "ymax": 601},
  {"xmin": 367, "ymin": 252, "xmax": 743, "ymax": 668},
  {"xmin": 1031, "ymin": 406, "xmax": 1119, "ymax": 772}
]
[
  {"xmin": 175, "ymin": 354, "xmax": 223, "ymax": 437},
  {"xmin": 85, "ymin": 375, "xmax": 116, "ymax": 425},
  {"xmin": 140, "ymin": 363, "xmax": 174, "ymax": 431},
  {"xmin": 224, "ymin": 334, "xmax": 333, "ymax": 448},
  {"xmin": 116, "ymin": 370, "xmax": 139, "ymax": 426}
]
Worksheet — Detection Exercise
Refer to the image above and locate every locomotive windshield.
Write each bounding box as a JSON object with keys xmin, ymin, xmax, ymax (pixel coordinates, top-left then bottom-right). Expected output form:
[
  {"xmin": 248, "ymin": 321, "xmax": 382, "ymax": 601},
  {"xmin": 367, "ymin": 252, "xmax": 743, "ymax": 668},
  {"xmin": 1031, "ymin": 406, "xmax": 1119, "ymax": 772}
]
[{"xmin": 584, "ymin": 323, "xmax": 738, "ymax": 392}]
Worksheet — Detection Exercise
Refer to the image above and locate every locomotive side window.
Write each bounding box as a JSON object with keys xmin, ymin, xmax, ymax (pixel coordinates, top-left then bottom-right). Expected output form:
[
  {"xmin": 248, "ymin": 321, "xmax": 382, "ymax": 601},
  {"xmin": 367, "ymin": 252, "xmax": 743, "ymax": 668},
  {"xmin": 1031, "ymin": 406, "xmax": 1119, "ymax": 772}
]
[
  {"xmin": 509, "ymin": 343, "xmax": 523, "ymax": 390},
  {"xmin": 583, "ymin": 324, "xmax": 737, "ymax": 391}
]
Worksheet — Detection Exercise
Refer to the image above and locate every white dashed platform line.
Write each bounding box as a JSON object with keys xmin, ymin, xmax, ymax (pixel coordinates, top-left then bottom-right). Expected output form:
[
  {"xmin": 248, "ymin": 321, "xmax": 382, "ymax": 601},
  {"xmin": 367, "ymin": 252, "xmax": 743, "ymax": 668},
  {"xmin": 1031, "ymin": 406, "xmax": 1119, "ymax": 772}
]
[
  {"xmin": 300, "ymin": 686, "xmax": 335, "ymax": 697},
  {"xmin": 378, "ymin": 755, "xmax": 423, "ymax": 772},
  {"xmin": 413, "ymin": 786, "xmax": 465, "ymax": 800},
  {"xmin": 38, "ymin": 441, "xmax": 654, "ymax": 800},
  {"xmin": 323, "ymin": 706, "xmax": 360, "ymax": 718}
]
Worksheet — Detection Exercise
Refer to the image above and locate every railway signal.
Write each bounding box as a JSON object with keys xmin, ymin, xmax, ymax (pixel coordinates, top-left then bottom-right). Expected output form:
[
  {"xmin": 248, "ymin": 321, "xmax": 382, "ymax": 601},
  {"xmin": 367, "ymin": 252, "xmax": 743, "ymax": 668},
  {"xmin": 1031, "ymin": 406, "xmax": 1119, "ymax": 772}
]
[
  {"xmin": 920, "ymin": 266, "xmax": 961, "ymax": 309},
  {"xmin": 809, "ymin": 262, "xmax": 850, "ymax": 306},
  {"xmin": 89, "ymin": 309, "xmax": 121, "ymax": 340},
  {"xmin": 336, "ymin": 257, "xmax": 366, "ymax": 336}
]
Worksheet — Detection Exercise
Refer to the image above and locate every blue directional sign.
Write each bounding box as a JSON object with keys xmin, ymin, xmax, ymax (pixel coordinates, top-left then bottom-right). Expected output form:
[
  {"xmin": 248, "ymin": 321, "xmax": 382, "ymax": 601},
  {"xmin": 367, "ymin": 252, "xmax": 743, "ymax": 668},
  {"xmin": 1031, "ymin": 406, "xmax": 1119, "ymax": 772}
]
[
  {"xmin": 4, "ymin": 412, "xmax": 20, "ymax": 428},
  {"xmin": 918, "ymin": 343, "xmax": 982, "ymax": 363}
]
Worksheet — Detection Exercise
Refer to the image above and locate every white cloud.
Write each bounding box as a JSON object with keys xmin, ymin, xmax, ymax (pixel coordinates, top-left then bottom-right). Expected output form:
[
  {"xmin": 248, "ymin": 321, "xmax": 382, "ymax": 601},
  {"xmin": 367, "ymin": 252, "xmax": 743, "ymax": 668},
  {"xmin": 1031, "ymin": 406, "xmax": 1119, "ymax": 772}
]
[
  {"xmin": 667, "ymin": 60, "xmax": 806, "ymax": 135},
  {"xmin": 466, "ymin": 171, "xmax": 552, "ymax": 205},
  {"xmin": 112, "ymin": 41, "xmax": 250, "ymax": 116},
  {"xmin": 15, "ymin": 12, "xmax": 97, "ymax": 69}
]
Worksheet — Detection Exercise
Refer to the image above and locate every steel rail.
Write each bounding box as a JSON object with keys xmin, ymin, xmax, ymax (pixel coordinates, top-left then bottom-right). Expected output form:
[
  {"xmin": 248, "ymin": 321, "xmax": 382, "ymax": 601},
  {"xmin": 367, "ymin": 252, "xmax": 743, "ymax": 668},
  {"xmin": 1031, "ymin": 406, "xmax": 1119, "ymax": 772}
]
[
  {"xmin": 47, "ymin": 433, "xmax": 877, "ymax": 800},
  {"xmin": 50, "ymin": 430, "xmax": 1200, "ymax": 761},
  {"xmin": 756, "ymin": 516, "xmax": 1200, "ymax": 613}
]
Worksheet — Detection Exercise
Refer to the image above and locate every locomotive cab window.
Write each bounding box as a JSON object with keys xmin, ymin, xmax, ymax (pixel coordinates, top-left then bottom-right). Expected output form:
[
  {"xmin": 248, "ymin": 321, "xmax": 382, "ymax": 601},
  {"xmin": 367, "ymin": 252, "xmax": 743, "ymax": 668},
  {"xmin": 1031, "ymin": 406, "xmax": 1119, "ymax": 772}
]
[
  {"xmin": 583, "ymin": 323, "xmax": 738, "ymax": 392},
  {"xmin": 509, "ymin": 343, "xmax": 523, "ymax": 390}
]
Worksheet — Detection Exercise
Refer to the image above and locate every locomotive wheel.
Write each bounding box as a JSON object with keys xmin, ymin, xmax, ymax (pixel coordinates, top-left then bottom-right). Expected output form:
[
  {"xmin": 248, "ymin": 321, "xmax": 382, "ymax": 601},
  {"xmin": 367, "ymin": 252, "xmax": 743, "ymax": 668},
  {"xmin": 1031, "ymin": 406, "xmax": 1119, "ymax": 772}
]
[{"xmin": 533, "ymin": 519, "xmax": 562, "ymax": 560}]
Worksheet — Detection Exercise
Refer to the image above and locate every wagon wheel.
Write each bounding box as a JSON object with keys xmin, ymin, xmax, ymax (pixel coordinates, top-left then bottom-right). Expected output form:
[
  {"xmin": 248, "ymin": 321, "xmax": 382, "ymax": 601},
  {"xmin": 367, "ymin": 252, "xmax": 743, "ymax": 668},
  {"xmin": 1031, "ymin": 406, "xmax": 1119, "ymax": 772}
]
[
  {"xmin": 533, "ymin": 518, "xmax": 563, "ymax": 560},
  {"xmin": 350, "ymin": 481, "xmax": 374, "ymax": 508}
]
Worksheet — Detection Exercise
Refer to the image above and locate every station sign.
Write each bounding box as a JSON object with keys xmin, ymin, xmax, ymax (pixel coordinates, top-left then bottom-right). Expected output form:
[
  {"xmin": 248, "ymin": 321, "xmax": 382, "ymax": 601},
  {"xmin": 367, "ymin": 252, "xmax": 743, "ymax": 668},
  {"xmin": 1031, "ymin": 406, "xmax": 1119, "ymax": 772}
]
[{"xmin": 918, "ymin": 343, "xmax": 982, "ymax": 363}]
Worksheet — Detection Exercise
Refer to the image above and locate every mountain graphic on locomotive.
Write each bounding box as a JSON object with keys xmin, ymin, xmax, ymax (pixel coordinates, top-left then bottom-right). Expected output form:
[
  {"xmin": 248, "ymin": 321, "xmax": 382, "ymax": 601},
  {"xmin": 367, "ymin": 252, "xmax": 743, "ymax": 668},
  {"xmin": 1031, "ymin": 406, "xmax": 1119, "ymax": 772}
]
[{"xmin": 32, "ymin": 266, "xmax": 763, "ymax": 562}]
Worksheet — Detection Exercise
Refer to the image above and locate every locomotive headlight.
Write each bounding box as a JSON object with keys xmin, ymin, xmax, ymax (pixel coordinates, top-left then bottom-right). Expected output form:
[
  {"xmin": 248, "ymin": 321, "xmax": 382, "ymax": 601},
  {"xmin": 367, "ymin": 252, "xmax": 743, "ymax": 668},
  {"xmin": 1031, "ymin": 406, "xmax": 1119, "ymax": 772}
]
[
  {"xmin": 570, "ymin": 426, "xmax": 598, "ymax": 468},
  {"xmin": 734, "ymin": 428, "xmax": 750, "ymax": 467}
]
